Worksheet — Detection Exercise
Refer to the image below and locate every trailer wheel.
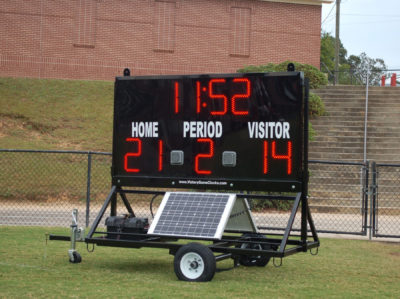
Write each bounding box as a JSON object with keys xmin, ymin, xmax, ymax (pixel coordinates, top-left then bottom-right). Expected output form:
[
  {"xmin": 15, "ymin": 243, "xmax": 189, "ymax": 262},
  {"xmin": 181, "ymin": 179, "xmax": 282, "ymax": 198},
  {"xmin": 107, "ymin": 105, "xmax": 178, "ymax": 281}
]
[
  {"xmin": 236, "ymin": 233, "xmax": 274, "ymax": 267},
  {"xmin": 174, "ymin": 243, "xmax": 216, "ymax": 282},
  {"xmin": 69, "ymin": 251, "xmax": 82, "ymax": 263}
]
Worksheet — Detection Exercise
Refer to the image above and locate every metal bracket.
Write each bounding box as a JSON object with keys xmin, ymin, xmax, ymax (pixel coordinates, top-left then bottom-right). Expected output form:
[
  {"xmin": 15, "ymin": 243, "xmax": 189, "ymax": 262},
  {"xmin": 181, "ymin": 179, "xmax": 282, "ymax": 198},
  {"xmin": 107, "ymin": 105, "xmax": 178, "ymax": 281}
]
[
  {"xmin": 273, "ymin": 257, "xmax": 283, "ymax": 268},
  {"xmin": 310, "ymin": 247, "xmax": 319, "ymax": 256}
]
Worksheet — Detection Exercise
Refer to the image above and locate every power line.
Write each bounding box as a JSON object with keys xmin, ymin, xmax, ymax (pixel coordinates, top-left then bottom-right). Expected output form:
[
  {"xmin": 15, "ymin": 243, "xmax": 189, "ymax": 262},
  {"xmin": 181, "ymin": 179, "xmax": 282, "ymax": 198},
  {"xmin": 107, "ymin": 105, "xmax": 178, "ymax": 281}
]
[
  {"xmin": 323, "ymin": 14, "xmax": 336, "ymax": 26},
  {"xmin": 342, "ymin": 13, "xmax": 400, "ymax": 17},
  {"xmin": 341, "ymin": 19, "xmax": 400, "ymax": 26},
  {"xmin": 322, "ymin": 1, "xmax": 336, "ymax": 25}
]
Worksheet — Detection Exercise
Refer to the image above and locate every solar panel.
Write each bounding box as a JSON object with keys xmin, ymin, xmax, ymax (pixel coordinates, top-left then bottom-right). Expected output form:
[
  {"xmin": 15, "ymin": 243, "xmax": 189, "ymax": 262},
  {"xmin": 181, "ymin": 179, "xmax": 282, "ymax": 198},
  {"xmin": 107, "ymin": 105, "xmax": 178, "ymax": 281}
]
[{"xmin": 148, "ymin": 192, "xmax": 236, "ymax": 240}]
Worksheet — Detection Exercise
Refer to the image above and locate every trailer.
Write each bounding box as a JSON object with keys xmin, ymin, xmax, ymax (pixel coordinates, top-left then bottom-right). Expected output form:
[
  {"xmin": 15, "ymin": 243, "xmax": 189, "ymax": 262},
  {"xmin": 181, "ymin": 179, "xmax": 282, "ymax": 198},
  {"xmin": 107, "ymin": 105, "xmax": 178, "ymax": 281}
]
[{"xmin": 50, "ymin": 64, "xmax": 319, "ymax": 282}]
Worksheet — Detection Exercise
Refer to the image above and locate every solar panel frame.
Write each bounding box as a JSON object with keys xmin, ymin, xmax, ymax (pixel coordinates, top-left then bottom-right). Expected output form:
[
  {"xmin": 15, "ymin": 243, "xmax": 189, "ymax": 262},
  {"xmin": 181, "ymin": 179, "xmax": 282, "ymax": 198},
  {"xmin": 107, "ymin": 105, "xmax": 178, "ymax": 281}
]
[
  {"xmin": 148, "ymin": 192, "xmax": 236, "ymax": 240},
  {"xmin": 225, "ymin": 197, "xmax": 258, "ymax": 233}
]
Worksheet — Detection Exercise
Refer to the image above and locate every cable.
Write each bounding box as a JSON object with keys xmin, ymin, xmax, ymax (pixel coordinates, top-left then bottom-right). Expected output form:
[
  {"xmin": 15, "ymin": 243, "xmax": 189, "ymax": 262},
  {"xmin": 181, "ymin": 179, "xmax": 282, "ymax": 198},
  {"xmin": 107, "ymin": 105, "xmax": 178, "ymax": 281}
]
[
  {"xmin": 342, "ymin": 13, "xmax": 400, "ymax": 17},
  {"xmin": 150, "ymin": 194, "xmax": 160, "ymax": 218},
  {"xmin": 322, "ymin": 1, "xmax": 336, "ymax": 25},
  {"xmin": 341, "ymin": 19, "xmax": 400, "ymax": 26}
]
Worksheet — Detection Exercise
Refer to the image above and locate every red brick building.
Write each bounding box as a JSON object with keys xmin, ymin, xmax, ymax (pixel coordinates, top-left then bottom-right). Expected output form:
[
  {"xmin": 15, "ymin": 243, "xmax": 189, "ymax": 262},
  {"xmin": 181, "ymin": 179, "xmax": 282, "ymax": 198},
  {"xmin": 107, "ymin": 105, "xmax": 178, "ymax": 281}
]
[{"xmin": 0, "ymin": 0, "xmax": 331, "ymax": 80}]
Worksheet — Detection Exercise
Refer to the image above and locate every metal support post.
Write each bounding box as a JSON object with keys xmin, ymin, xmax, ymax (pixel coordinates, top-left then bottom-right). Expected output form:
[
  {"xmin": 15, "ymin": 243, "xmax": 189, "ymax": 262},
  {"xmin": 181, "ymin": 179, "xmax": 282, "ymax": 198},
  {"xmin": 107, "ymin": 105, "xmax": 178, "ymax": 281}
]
[
  {"xmin": 362, "ymin": 161, "xmax": 369, "ymax": 236},
  {"xmin": 279, "ymin": 192, "xmax": 302, "ymax": 253},
  {"xmin": 86, "ymin": 152, "xmax": 92, "ymax": 227},
  {"xmin": 369, "ymin": 162, "xmax": 377, "ymax": 239},
  {"xmin": 86, "ymin": 185, "xmax": 117, "ymax": 239},
  {"xmin": 363, "ymin": 71, "xmax": 369, "ymax": 163},
  {"xmin": 301, "ymin": 78, "xmax": 310, "ymax": 247},
  {"xmin": 334, "ymin": 0, "xmax": 341, "ymax": 85}
]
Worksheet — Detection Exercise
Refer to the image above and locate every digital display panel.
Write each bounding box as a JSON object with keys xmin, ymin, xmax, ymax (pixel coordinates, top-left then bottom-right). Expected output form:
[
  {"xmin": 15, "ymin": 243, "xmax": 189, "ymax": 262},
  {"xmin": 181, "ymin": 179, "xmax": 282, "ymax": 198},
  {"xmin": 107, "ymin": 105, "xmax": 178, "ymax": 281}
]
[{"xmin": 112, "ymin": 72, "xmax": 305, "ymax": 191}]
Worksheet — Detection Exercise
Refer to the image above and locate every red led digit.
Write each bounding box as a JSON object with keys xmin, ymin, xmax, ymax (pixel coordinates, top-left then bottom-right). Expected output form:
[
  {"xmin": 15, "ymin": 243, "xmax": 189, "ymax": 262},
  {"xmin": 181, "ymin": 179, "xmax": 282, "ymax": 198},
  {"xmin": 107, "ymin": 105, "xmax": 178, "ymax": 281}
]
[
  {"xmin": 209, "ymin": 79, "xmax": 227, "ymax": 115},
  {"xmin": 232, "ymin": 78, "xmax": 250, "ymax": 115},
  {"xmin": 196, "ymin": 81, "xmax": 201, "ymax": 113},
  {"xmin": 195, "ymin": 138, "xmax": 214, "ymax": 175},
  {"xmin": 272, "ymin": 141, "xmax": 292, "ymax": 175},
  {"xmin": 174, "ymin": 81, "xmax": 179, "ymax": 114},
  {"xmin": 263, "ymin": 141, "xmax": 268, "ymax": 174},
  {"xmin": 124, "ymin": 138, "xmax": 142, "ymax": 173},
  {"xmin": 158, "ymin": 140, "xmax": 163, "ymax": 172}
]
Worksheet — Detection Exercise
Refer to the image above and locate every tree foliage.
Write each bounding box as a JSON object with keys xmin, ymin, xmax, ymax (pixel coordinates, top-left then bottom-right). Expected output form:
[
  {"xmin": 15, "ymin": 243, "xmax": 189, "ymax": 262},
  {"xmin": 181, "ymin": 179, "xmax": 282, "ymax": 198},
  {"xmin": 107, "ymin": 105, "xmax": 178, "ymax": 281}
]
[
  {"xmin": 320, "ymin": 32, "xmax": 387, "ymax": 86},
  {"xmin": 347, "ymin": 53, "xmax": 387, "ymax": 86},
  {"xmin": 238, "ymin": 61, "xmax": 327, "ymax": 89},
  {"xmin": 237, "ymin": 61, "xmax": 326, "ymax": 128},
  {"xmin": 320, "ymin": 32, "xmax": 347, "ymax": 71}
]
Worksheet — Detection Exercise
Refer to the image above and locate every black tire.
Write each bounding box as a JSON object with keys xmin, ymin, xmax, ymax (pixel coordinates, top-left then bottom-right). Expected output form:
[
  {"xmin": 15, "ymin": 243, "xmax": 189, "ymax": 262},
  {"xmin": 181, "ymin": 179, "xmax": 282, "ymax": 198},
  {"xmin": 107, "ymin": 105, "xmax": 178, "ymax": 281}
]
[
  {"xmin": 236, "ymin": 233, "xmax": 274, "ymax": 267},
  {"xmin": 69, "ymin": 251, "xmax": 82, "ymax": 263},
  {"xmin": 174, "ymin": 243, "xmax": 216, "ymax": 282}
]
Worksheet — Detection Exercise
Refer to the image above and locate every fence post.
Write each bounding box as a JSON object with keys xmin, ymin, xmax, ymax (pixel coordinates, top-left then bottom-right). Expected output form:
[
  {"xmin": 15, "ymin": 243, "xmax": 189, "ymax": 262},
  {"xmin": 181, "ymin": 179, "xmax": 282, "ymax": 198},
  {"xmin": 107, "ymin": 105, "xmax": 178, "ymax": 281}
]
[
  {"xmin": 86, "ymin": 152, "xmax": 92, "ymax": 228},
  {"xmin": 363, "ymin": 70, "xmax": 369, "ymax": 163},
  {"xmin": 369, "ymin": 161, "xmax": 377, "ymax": 240},
  {"xmin": 362, "ymin": 161, "xmax": 369, "ymax": 236},
  {"xmin": 390, "ymin": 73, "xmax": 397, "ymax": 87},
  {"xmin": 350, "ymin": 68, "xmax": 353, "ymax": 85}
]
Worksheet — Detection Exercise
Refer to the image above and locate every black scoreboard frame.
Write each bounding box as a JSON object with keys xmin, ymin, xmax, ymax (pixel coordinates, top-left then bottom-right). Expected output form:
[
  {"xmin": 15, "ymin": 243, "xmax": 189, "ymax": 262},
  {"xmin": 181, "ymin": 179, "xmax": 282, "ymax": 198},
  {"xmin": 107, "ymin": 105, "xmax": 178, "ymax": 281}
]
[
  {"xmin": 110, "ymin": 71, "xmax": 306, "ymax": 192},
  {"xmin": 50, "ymin": 66, "xmax": 320, "ymax": 282}
]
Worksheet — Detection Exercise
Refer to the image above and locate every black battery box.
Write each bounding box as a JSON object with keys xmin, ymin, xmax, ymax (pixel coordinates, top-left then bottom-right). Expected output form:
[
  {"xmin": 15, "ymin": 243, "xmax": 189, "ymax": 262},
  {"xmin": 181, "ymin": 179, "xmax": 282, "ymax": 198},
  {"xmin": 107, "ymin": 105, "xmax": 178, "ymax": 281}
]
[{"xmin": 105, "ymin": 215, "xmax": 149, "ymax": 240}]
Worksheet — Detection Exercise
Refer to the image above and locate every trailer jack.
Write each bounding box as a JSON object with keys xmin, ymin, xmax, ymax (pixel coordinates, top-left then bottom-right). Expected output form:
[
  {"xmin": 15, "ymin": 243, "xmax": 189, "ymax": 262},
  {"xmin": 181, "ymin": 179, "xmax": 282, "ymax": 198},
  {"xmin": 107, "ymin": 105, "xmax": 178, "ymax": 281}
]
[{"xmin": 68, "ymin": 209, "xmax": 85, "ymax": 263}]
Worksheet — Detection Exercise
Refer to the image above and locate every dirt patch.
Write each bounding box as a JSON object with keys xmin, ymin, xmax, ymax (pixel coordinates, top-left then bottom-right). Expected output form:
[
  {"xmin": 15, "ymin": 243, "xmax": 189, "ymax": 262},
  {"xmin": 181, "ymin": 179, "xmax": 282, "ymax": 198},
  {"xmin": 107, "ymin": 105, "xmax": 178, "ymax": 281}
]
[
  {"xmin": 0, "ymin": 114, "xmax": 84, "ymax": 150},
  {"xmin": 0, "ymin": 113, "xmax": 57, "ymax": 133}
]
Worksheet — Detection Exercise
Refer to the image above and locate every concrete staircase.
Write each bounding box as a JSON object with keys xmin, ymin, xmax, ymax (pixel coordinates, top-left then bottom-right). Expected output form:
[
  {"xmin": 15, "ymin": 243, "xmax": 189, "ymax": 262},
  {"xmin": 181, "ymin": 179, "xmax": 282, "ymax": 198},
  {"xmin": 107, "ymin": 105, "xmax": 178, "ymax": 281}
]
[
  {"xmin": 308, "ymin": 86, "xmax": 400, "ymax": 214},
  {"xmin": 310, "ymin": 86, "xmax": 400, "ymax": 164},
  {"xmin": 366, "ymin": 87, "xmax": 400, "ymax": 164}
]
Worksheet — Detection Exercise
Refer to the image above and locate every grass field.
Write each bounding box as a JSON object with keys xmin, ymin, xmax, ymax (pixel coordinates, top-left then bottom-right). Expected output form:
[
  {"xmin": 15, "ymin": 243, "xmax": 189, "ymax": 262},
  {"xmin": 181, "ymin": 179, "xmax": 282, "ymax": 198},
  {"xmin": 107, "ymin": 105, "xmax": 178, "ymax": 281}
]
[
  {"xmin": 0, "ymin": 226, "xmax": 399, "ymax": 298},
  {"xmin": 0, "ymin": 77, "xmax": 114, "ymax": 202},
  {"xmin": 0, "ymin": 77, "xmax": 114, "ymax": 151}
]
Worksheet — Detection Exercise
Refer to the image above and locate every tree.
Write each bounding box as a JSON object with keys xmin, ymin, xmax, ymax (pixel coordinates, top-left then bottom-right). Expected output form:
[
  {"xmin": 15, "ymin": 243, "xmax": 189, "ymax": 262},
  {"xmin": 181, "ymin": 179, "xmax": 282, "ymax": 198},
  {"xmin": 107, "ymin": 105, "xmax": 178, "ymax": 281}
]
[
  {"xmin": 347, "ymin": 52, "xmax": 387, "ymax": 86},
  {"xmin": 320, "ymin": 32, "xmax": 387, "ymax": 85},
  {"xmin": 320, "ymin": 32, "xmax": 347, "ymax": 72}
]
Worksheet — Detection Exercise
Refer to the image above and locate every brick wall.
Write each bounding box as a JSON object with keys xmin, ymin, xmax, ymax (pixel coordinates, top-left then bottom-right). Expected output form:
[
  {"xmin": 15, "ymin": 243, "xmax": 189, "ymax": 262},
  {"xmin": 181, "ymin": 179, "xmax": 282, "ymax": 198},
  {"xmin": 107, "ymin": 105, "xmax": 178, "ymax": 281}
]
[{"xmin": 0, "ymin": 0, "xmax": 322, "ymax": 80}]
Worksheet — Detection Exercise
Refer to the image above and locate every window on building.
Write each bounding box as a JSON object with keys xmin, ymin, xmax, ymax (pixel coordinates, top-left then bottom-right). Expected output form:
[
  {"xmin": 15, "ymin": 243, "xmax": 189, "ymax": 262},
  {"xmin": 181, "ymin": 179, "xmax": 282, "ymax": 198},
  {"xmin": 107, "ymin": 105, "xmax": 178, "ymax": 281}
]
[
  {"xmin": 154, "ymin": 1, "xmax": 176, "ymax": 52},
  {"xmin": 230, "ymin": 7, "xmax": 251, "ymax": 57},
  {"xmin": 74, "ymin": 0, "xmax": 97, "ymax": 48}
]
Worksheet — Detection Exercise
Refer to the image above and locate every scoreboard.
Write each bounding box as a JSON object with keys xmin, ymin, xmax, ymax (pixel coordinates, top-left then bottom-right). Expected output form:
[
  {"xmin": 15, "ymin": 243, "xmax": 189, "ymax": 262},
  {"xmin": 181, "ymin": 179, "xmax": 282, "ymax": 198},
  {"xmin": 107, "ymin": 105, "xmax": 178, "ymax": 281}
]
[{"xmin": 111, "ymin": 72, "xmax": 306, "ymax": 191}]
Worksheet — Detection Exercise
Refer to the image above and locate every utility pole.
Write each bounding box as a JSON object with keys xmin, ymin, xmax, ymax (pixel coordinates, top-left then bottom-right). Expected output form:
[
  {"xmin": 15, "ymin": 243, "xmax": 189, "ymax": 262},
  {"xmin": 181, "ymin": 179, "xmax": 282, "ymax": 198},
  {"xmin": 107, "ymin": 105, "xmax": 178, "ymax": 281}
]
[{"xmin": 334, "ymin": 0, "xmax": 341, "ymax": 85}]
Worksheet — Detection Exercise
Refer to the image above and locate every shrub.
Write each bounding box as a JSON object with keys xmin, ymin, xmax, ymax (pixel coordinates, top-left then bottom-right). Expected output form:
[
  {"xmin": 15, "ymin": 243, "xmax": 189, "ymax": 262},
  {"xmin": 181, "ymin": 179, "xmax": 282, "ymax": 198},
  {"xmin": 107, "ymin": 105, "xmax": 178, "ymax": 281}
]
[
  {"xmin": 249, "ymin": 198, "xmax": 293, "ymax": 212},
  {"xmin": 237, "ymin": 63, "xmax": 276, "ymax": 73},
  {"xmin": 275, "ymin": 61, "xmax": 328, "ymax": 89},
  {"xmin": 309, "ymin": 92, "xmax": 326, "ymax": 117},
  {"xmin": 309, "ymin": 122, "xmax": 316, "ymax": 141},
  {"xmin": 238, "ymin": 61, "xmax": 328, "ymax": 89}
]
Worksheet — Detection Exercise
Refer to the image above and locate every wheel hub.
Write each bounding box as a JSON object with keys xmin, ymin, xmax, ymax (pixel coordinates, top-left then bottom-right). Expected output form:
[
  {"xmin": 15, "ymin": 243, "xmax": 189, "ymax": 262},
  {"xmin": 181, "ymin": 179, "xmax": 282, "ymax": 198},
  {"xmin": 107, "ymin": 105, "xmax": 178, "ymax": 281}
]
[
  {"xmin": 180, "ymin": 252, "xmax": 204, "ymax": 279},
  {"xmin": 190, "ymin": 261, "xmax": 199, "ymax": 269}
]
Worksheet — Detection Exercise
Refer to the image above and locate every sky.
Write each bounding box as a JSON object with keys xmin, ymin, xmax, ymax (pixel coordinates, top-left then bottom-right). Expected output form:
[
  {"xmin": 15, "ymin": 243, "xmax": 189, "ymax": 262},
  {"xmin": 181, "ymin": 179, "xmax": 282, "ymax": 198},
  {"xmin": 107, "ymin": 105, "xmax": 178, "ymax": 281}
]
[{"xmin": 321, "ymin": 0, "xmax": 400, "ymax": 70}]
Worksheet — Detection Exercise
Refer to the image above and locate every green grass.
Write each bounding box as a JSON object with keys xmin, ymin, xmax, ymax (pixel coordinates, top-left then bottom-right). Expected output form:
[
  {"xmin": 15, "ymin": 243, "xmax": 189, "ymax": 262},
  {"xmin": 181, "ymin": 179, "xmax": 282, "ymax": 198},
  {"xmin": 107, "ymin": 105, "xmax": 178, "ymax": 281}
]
[
  {"xmin": 0, "ymin": 151, "xmax": 111, "ymax": 202},
  {"xmin": 0, "ymin": 77, "xmax": 114, "ymax": 202},
  {"xmin": 0, "ymin": 227, "xmax": 399, "ymax": 298},
  {"xmin": 0, "ymin": 77, "xmax": 114, "ymax": 151}
]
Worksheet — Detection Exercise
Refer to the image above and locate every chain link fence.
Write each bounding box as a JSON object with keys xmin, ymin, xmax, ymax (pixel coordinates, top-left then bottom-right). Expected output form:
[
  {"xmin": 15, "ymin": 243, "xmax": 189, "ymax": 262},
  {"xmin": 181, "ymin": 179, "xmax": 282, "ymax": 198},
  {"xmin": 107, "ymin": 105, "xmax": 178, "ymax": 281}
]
[
  {"xmin": 0, "ymin": 150, "xmax": 110, "ymax": 227},
  {"xmin": 1, "ymin": 149, "xmax": 399, "ymax": 238},
  {"xmin": 321, "ymin": 65, "xmax": 399, "ymax": 87},
  {"xmin": 372, "ymin": 162, "xmax": 400, "ymax": 238},
  {"xmin": 307, "ymin": 160, "xmax": 368, "ymax": 235}
]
